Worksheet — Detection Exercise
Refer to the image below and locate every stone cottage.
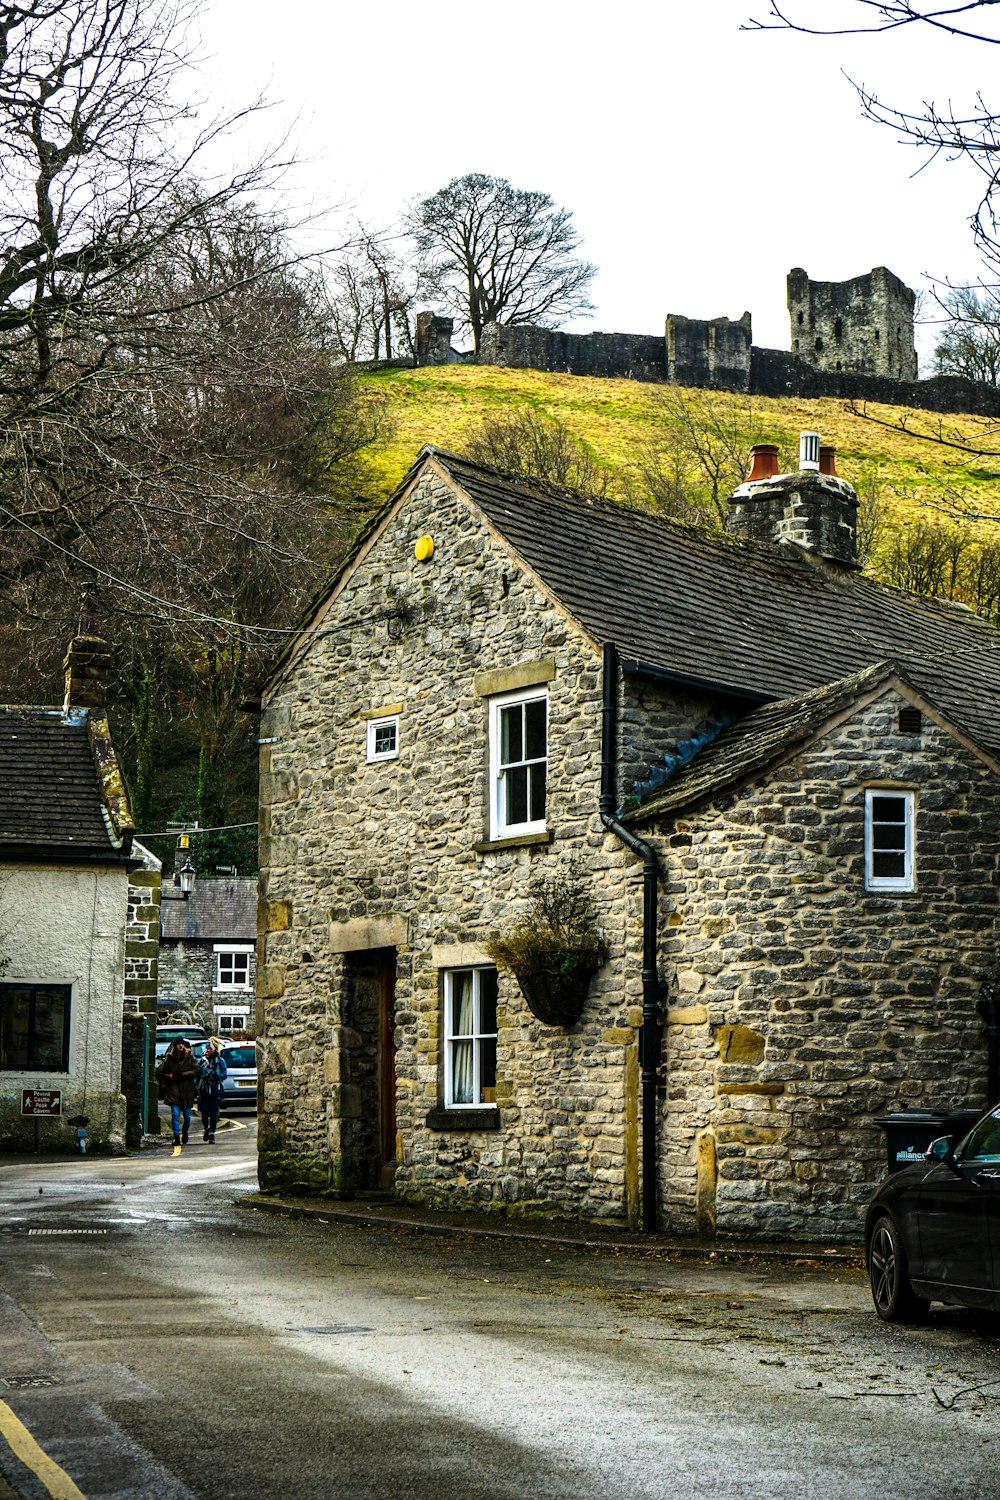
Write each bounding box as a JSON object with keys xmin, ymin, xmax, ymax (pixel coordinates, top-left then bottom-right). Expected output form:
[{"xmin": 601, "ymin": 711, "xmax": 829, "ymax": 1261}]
[
  {"xmin": 0, "ymin": 636, "xmax": 160, "ymax": 1152},
  {"xmin": 256, "ymin": 442, "xmax": 1000, "ymax": 1240},
  {"xmin": 159, "ymin": 875, "xmax": 257, "ymax": 1034}
]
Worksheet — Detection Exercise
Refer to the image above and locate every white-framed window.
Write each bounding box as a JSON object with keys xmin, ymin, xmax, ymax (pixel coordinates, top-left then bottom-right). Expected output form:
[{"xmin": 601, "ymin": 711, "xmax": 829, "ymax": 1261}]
[
  {"xmin": 489, "ymin": 688, "xmax": 548, "ymax": 839},
  {"xmin": 443, "ymin": 967, "xmax": 498, "ymax": 1109},
  {"xmin": 216, "ymin": 1013, "xmax": 243, "ymax": 1035},
  {"xmin": 865, "ymin": 789, "xmax": 915, "ymax": 892},
  {"xmin": 214, "ymin": 945, "xmax": 254, "ymax": 990},
  {"xmin": 366, "ymin": 715, "xmax": 399, "ymax": 762}
]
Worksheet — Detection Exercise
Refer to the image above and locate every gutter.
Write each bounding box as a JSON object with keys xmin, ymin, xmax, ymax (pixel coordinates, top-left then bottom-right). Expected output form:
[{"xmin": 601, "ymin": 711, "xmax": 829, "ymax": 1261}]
[{"xmin": 600, "ymin": 641, "xmax": 662, "ymax": 1234}]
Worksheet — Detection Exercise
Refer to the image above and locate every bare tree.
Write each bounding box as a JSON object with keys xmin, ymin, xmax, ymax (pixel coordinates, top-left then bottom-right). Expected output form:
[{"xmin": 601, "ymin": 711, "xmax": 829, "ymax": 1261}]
[
  {"xmin": 328, "ymin": 229, "xmax": 416, "ymax": 363},
  {"xmin": 744, "ymin": 5, "xmax": 1000, "ymax": 274},
  {"xmin": 630, "ymin": 392, "xmax": 765, "ymax": 527},
  {"xmin": 932, "ymin": 286, "xmax": 1000, "ymax": 381},
  {"xmin": 463, "ymin": 409, "xmax": 614, "ymax": 497},
  {"xmin": 0, "ymin": 1, "xmax": 388, "ymax": 854},
  {"xmin": 408, "ymin": 174, "xmax": 595, "ymax": 353}
]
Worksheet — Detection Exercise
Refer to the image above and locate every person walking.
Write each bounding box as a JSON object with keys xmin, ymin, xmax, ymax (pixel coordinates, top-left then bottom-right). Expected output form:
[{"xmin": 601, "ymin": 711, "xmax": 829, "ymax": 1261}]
[
  {"xmin": 157, "ymin": 1038, "xmax": 198, "ymax": 1155},
  {"xmin": 196, "ymin": 1040, "xmax": 228, "ymax": 1144}
]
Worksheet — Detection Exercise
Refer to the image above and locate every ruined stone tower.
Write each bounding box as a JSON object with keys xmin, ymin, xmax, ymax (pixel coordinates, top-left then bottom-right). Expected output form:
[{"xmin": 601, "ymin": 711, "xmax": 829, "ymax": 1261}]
[{"xmin": 787, "ymin": 266, "xmax": 917, "ymax": 380}]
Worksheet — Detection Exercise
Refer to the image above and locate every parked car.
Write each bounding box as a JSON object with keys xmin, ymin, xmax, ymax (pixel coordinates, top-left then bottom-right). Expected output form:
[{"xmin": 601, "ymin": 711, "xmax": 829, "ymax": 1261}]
[
  {"xmin": 866, "ymin": 1103, "xmax": 1000, "ymax": 1320},
  {"xmin": 154, "ymin": 1024, "xmax": 209, "ymax": 1061},
  {"xmin": 218, "ymin": 1043, "xmax": 257, "ymax": 1111}
]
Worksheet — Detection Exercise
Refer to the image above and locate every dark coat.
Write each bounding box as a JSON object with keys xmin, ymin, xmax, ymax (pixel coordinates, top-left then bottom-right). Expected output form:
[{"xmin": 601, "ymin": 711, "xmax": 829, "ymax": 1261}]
[
  {"xmin": 197, "ymin": 1052, "xmax": 228, "ymax": 1108},
  {"xmin": 157, "ymin": 1046, "xmax": 198, "ymax": 1108}
]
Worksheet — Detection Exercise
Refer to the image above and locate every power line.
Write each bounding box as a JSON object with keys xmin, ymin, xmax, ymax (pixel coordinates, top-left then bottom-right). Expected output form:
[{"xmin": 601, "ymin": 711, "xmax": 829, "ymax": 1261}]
[{"xmin": 137, "ymin": 822, "xmax": 258, "ymax": 837}]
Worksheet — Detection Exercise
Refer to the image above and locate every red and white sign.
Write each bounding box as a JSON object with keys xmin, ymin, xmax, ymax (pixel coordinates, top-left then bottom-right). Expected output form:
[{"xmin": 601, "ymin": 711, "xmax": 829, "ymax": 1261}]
[{"xmin": 21, "ymin": 1089, "xmax": 62, "ymax": 1116}]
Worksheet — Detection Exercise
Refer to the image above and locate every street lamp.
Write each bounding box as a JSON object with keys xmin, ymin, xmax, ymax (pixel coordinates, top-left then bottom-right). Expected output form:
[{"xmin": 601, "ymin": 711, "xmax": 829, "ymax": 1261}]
[{"xmin": 176, "ymin": 858, "xmax": 196, "ymax": 897}]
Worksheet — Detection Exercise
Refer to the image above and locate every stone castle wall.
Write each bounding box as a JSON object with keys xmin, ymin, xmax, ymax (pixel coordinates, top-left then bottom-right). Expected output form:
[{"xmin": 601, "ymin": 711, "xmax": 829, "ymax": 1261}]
[
  {"xmin": 648, "ymin": 691, "xmax": 1000, "ymax": 1241},
  {"xmin": 419, "ymin": 267, "xmax": 1000, "ymax": 417}
]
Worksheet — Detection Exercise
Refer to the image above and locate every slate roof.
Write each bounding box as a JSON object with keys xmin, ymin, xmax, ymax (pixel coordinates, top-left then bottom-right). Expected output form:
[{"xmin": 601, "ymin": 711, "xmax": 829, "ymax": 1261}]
[
  {"xmin": 0, "ymin": 707, "xmax": 122, "ymax": 858},
  {"xmin": 632, "ymin": 663, "xmax": 938, "ymax": 822},
  {"xmin": 159, "ymin": 876, "xmax": 257, "ymax": 943},
  {"xmin": 429, "ymin": 451, "xmax": 1000, "ymax": 756}
]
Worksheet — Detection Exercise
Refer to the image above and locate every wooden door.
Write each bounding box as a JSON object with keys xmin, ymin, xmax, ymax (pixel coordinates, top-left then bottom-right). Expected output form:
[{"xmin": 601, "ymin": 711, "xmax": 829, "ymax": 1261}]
[{"xmin": 379, "ymin": 955, "xmax": 397, "ymax": 1183}]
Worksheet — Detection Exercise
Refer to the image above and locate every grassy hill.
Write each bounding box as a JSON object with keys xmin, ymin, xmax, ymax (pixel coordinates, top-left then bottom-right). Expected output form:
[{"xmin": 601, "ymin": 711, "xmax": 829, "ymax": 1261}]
[{"xmin": 358, "ymin": 363, "xmax": 1000, "ymax": 524}]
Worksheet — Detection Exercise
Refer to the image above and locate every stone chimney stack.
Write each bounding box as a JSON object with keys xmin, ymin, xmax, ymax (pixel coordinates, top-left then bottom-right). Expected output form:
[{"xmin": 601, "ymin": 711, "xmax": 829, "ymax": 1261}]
[
  {"xmin": 727, "ymin": 435, "xmax": 859, "ymax": 569},
  {"xmin": 63, "ymin": 634, "xmax": 112, "ymax": 715}
]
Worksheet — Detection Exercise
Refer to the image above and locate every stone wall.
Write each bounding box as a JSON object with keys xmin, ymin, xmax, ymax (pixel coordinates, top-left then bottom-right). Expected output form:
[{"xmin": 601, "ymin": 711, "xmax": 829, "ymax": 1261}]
[
  {"xmin": 478, "ymin": 323, "xmax": 668, "ymax": 382},
  {"xmin": 666, "ymin": 313, "xmax": 751, "ymax": 391},
  {"xmin": 256, "ymin": 466, "xmax": 699, "ymax": 1221},
  {"xmin": 158, "ymin": 937, "xmax": 256, "ymax": 1033},
  {"xmin": 124, "ymin": 844, "xmax": 161, "ymax": 1134},
  {"xmin": 750, "ymin": 346, "xmax": 1000, "ymax": 417},
  {"xmin": 647, "ymin": 689, "xmax": 1000, "ymax": 1241}
]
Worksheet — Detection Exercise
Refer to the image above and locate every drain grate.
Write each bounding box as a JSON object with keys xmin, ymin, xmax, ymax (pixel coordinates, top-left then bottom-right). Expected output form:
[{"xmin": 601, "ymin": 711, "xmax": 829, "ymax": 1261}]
[
  {"xmin": 1, "ymin": 1376, "xmax": 60, "ymax": 1389},
  {"xmin": 27, "ymin": 1228, "xmax": 108, "ymax": 1236}
]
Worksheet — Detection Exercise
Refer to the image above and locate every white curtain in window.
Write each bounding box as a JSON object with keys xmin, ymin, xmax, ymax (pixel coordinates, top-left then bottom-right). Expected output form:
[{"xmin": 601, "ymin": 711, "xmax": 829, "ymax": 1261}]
[{"xmin": 451, "ymin": 1040, "xmax": 473, "ymax": 1104}]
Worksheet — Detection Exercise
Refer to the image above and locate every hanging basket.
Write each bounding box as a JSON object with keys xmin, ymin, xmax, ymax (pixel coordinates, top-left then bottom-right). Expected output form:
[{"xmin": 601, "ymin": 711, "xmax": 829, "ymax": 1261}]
[{"xmin": 514, "ymin": 962, "xmax": 596, "ymax": 1028}]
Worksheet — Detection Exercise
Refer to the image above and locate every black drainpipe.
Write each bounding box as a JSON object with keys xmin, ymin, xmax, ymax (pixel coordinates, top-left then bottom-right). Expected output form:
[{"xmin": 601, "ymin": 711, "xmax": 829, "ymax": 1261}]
[{"xmin": 599, "ymin": 641, "xmax": 662, "ymax": 1234}]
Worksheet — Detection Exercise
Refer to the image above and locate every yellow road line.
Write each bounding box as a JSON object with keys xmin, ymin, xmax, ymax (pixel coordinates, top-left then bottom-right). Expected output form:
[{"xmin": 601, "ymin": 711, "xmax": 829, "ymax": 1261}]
[{"xmin": 0, "ymin": 1398, "xmax": 87, "ymax": 1500}]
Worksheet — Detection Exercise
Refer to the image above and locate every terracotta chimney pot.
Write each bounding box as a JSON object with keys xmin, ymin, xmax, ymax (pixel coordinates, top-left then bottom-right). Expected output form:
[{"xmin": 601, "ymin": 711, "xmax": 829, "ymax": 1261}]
[
  {"xmin": 819, "ymin": 445, "xmax": 838, "ymax": 477},
  {"xmin": 746, "ymin": 444, "xmax": 780, "ymax": 483}
]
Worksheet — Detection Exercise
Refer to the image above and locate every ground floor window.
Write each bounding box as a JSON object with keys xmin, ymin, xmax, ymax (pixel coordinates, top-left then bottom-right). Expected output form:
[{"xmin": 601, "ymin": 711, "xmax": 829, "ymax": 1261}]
[
  {"xmin": 215, "ymin": 1013, "xmax": 247, "ymax": 1035},
  {"xmin": 0, "ymin": 983, "xmax": 71, "ymax": 1071},
  {"xmin": 443, "ymin": 967, "xmax": 498, "ymax": 1108}
]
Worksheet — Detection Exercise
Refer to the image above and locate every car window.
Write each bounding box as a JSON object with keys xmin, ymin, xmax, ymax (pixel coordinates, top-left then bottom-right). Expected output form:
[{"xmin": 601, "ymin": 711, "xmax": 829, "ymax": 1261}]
[
  {"xmin": 961, "ymin": 1110, "xmax": 1000, "ymax": 1163},
  {"xmin": 222, "ymin": 1047, "xmax": 256, "ymax": 1069}
]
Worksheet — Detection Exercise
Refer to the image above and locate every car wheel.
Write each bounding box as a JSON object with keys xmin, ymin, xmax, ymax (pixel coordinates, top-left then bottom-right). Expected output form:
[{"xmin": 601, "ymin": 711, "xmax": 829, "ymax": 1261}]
[{"xmin": 867, "ymin": 1214, "xmax": 930, "ymax": 1323}]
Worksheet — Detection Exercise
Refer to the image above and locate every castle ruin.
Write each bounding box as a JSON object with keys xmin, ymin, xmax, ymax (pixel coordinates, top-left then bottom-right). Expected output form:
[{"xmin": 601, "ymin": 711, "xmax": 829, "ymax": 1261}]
[
  {"xmin": 787, "ymin": 266, "xmax": 917, "ymax": 380},
  {"xmin": 413, "ymin": 267, "xmax": 998, "ymax": 419}
]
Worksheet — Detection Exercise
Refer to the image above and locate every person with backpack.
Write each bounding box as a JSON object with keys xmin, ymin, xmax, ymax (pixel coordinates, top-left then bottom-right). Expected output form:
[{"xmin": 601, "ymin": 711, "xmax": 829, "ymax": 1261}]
[
  {"xmin": 196, "ymin": 1040, "xmax": 228, "ymax": 1144},
  {"xmin": 156, "ymin": 1038, "xmax": 198, "ymax": 1155}
]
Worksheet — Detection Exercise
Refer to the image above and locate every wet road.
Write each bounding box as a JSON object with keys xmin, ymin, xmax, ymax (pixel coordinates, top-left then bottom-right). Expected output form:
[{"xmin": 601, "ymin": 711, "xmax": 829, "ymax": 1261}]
[{"xmin": 1, "ymin": 1120, "xmax": 1000, "ymax": 1499}]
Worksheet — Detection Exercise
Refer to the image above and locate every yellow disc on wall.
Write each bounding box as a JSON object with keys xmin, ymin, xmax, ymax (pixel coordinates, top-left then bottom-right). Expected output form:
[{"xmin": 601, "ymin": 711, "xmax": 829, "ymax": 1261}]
[{"xmin": 414, "ymin": 534, "xmax": 435, "ymax": 561}]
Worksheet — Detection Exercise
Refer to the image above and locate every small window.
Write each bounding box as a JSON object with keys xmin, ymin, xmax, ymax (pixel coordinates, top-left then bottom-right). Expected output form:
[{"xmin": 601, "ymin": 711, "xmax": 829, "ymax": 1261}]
[
  {"xmin": 865, "ymin": 790, "xmax": 915, "ymax": 891},
  {"xmin": 834, "ymin": 317, "xmax": 843, "ymax": 342},
  {"xmin": 216, "ymin": 949, "xmax": 252, "ymax": 990},
  {"xmin": 216, "ymin": 1013, "xmax": 244, "ymax": 1035},
  {"xmin": 898, "ymin": 707, "xmax": 922, "ymax": 735},
  {"xmin": 814, "ymin": 337, "xmax": 824, "ymax": 352},
  {"xmin": 366, "ymin": 715, "xmax": 399, "ymax": 762},
  {"xmin": 444, "ymin": 967, "xmax": 498, "ymax": 1108},
  {"xmin": 0, "ymin": 984, "xmax": 71, "ymax": 1071},
  {"xmin": 489, "ymin": 688, "xmax": 548, "ymax": 839}
]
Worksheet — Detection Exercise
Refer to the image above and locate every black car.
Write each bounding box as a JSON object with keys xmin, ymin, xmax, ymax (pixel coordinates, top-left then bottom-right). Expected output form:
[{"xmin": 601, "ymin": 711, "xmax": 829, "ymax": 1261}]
[{"xmin": 866, "ymin": 1103, "xmax": 1000, "ymax": 1320}]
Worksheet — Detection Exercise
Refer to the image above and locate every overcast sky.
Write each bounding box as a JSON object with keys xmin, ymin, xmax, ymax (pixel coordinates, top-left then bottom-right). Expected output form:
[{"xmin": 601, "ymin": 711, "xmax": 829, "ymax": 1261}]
[{"xmin": 194, "ymin": 0, "xmax": 990, "ymax": 366}]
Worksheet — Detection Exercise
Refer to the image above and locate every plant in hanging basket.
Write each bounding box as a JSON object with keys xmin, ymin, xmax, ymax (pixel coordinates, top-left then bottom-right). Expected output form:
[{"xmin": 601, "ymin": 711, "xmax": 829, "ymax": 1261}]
[{"xmin": 485, "ymin": 867, "xmax": 607, "ymax": 1028}]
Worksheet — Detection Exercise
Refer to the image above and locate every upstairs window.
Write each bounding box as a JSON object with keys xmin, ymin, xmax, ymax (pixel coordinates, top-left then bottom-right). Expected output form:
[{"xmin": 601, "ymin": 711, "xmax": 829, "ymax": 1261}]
[
  {"xmin": 489, "ymin": 688, "xmax": 548, "ymax": 839},
  {"xmin": 865, "ymin": 790, "xmax": 915, "ymax": 892},
  {"xmin": 366, "ymin": 715, "xmax": 399, "ymax": 762},
  {"xmin": 215, "ymin": 946, "xmax": 253, "ymax": 990},
  {"xmin": 443, "ymin": 967, "xmax": 498, "ymax": 1109}
]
